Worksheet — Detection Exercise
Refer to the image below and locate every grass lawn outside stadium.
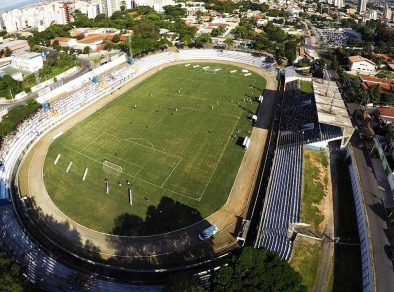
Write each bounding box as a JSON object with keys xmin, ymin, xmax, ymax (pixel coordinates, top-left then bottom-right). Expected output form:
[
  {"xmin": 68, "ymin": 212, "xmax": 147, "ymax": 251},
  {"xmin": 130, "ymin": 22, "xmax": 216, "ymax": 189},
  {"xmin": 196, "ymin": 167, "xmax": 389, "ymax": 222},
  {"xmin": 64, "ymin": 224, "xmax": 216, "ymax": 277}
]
[{"xmin": 43, "ymin": 63, "xmax": 266, "ymax": 236}]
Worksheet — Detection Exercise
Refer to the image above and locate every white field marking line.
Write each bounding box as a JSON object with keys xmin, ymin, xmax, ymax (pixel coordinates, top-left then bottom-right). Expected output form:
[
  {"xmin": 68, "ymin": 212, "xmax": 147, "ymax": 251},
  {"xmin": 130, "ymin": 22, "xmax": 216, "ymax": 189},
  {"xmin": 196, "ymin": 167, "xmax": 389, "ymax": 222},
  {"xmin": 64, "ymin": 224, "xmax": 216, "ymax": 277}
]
[
  {"xmin": 78, "ymin": 132, "xmax": 104, "ymax": 153},
  {"xmin": 182, "ymin": 106, "xmax": 239, "ymax": 119},
  {"xmin": 61, "ymin": 143, "xmax": 198, "ymax": 200},
  {"xmin": 54, "ymin": 154, "xmax": 61, "ymax": 165},
  {"xmin": 82, "ymin": 168, "xmax": 88, "ymax": 181},
  {"xmin": 198, "ymin": 115, "xmax": 241, "ymax": 201},
  {"xmin": 103, "ymin": 132, "xmax": 182, "ymax": 159},
  {"xmin": 66, "ymin": 161, "xmax": 73, "ymax": 173},
  {"xmin": 160, "ymin": 158, "xmax": 182, "ymax": 188},
  {"xmin": 105, "ymin": 153, "xmax": 143, "ymax": 172}
]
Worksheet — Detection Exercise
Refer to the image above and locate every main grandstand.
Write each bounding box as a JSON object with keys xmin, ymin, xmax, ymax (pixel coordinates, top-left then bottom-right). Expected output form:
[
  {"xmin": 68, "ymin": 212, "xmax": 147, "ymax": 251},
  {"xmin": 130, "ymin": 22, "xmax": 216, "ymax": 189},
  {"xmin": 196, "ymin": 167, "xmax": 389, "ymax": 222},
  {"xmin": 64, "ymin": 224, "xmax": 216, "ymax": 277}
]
[{"xmin": 255, "ymin": 73, "xmax": 354, "ymax": 260}]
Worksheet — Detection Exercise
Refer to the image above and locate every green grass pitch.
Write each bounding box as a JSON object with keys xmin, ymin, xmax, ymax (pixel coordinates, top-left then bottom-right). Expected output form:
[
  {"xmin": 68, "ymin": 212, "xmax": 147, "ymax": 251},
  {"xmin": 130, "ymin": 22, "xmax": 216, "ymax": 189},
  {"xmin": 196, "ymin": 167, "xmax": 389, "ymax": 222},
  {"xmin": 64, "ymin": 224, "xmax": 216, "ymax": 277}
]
[{"xmin": 43, "ymin": 63, "xmax": 266, "ymax": 235}]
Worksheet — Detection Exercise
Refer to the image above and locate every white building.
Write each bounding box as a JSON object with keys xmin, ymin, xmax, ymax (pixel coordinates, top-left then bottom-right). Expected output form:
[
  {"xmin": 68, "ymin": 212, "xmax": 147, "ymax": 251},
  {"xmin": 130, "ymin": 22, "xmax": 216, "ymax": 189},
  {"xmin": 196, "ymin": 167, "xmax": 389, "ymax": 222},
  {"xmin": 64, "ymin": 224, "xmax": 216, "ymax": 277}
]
[
  {"xmin": 133, "ymin": 0, "xmax": 176, "ymax": 13},
  {"xmin": 2, "ymin": 1, "xmax": 69, "ymax": 33},
  {"xmin": 358, "ymin": 0, "xmax": 368, "ymax": 14},
  {"xmin": 100, "ymin": 0, "xmax": 121, "ymax": 16},
  {"xmin": 368, "ymin": 10, "xmax": 378, "ymax": 20},
  {"xmin": 80, "ymin": 3, "xmax": 101, "ymax": 19},
  {"xmin": 384, "ymin": 2, "xmax": 392, "ymax": 20},
  {"xmin": 333, "ymin": 0, "xmax": 344, "ymax": 8},
  {"xmin": 11, "ymin": 52, "xmax": 43, "ymax": 72},
  {"xmin": 348, "ymin": 56, "xmax": 376, "ymax": 74}
]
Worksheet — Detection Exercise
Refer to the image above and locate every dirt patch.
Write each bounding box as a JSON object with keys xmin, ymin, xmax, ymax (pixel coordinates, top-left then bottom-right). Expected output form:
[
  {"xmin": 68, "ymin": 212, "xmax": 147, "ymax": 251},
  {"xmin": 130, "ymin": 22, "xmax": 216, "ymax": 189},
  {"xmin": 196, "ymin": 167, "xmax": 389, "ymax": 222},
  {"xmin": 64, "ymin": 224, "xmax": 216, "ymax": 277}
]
[{"xmin": 302, "ymin": 148, "xmax": 333, "ymax": 234}]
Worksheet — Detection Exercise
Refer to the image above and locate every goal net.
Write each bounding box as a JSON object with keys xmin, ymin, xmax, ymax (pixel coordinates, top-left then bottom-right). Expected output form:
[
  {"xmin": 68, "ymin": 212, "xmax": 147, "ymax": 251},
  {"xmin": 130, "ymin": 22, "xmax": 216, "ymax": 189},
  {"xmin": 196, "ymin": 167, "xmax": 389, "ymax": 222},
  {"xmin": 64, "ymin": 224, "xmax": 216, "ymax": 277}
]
[{"xmin": 103, "ymin": 160, "xmax": 122, "ymax": 176}]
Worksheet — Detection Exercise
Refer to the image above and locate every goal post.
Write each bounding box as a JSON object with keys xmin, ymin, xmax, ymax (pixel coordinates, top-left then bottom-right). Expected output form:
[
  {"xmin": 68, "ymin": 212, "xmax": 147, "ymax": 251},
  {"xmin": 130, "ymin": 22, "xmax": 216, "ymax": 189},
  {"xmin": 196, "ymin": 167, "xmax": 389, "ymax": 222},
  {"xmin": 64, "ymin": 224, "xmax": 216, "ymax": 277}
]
[{"xmin": 102, "ymin": 160, "xmax": 122, "ymax": 176}]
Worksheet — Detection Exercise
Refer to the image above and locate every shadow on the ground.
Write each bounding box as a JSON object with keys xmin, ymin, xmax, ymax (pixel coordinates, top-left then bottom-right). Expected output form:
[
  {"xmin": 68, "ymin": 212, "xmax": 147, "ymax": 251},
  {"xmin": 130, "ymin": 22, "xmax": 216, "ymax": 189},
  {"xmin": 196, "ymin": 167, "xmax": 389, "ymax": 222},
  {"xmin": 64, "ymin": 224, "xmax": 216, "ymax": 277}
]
[
  {"xmin": 112, "ymin": 196, "xmax": 204, "ymax": 236},
  {"xmin": 331, "ymin": 154, "xmax": 362, "ymax": 292},
  {"xmin": 23, "ymin": 196, "xmax": 102, "ymax": 260},
  {"xmin": 106, "ymin": 196, "xmax": 218, "ymax": 267}
]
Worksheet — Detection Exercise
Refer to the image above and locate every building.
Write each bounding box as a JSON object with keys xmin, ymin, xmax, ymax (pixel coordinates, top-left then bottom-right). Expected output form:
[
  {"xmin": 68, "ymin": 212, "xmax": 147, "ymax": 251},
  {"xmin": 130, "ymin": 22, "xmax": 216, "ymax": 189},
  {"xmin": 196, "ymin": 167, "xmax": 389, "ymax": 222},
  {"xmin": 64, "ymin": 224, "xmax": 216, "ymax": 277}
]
[
  {"xmin": 133, "ymin": 0, "xmax": 176, "ymax": 13},
  {"xmin": 11, "ymin": 52, "xmax": 43, "ymax": 72},
  {"xmin": 368, "ymin": 10, "xmax": 378, "ymax": 20},
  {"xmin": 358, "ymin": 0, "xmax": 368, "ymax": 14},
  {"xmin": 0, "ymin": 39, "xmax": 29, "ymax": 54},
  {"xmin": 384, "ymin": 2, "xmax": 392, "ymax": 20},
  {"xmin": 100, "ymin": 0, "xmax": 121, "ymax": 17},
  {"xmin": 348, "ymin": 56, "xmax": 377, "ymax": 74},
  {"xmin": 52, "ymin": 37, "xmax": 78, "ymax": 48},
  {"xmin": 360, "ymin": 74, "xmax": 394, "ymax": 92},
  {"xmin": 80, "ymin": 4, "xmax": 100, "ymax": 19},
  {"xmin": 334, "ymin": 0, "xmax": 344, "ymax": 8},
  {"xmin": 2, "ymin": 1, "xmax": 69, "ymax": 33}
]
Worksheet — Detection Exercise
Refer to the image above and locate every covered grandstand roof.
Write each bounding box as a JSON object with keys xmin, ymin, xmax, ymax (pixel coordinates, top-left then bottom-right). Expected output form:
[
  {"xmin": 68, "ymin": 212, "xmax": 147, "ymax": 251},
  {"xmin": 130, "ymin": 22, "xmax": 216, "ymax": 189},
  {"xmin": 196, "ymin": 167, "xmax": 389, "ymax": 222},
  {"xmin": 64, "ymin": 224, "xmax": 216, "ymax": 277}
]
[{"xmin": 313, "ymin": 80, "xmax": 353, "ymax": 129}]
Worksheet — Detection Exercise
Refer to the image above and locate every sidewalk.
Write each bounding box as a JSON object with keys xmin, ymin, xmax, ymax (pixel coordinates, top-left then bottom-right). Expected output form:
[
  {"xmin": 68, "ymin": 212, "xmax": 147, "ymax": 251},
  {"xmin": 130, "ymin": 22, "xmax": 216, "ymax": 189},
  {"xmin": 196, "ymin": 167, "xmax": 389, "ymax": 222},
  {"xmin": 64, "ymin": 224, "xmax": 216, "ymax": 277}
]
[{"xmin": 371, "ymin": 158, "xmax": 394, "ymax": 209}]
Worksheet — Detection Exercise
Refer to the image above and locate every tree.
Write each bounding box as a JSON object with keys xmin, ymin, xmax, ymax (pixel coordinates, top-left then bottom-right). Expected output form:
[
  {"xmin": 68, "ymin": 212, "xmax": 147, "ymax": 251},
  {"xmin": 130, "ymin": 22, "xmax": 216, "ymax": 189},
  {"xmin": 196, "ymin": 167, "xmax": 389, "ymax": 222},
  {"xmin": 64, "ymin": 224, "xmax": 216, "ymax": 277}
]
[
  {"xmin": 211, "ymin": 28, "xmax": 224, "ymax": 37},
  {"xmin": 83, "ymin": 46, "xmax": 91, "ymax": 55},
  {"xmin": 197, "ymin": 33, "xmax": 212, "ymax": 44},
  {"xmin": 164, "ymin": 272, "xmax": 205, "ymax": 292},
  {"xmin": 0, "ymin": 251, "xmax": 29, "ymax": 291},
  {"xmin": 224, "ymin": 38, "xmax": 234, "ymax": 47},
  {"xmin": 163, "ymin": 5, "xmax": 187, "ymax": 18},
  {"xmin": 211, "ymin": 248, "xmax": 306, "ymax": 292},
  {"xmin": 4, "ymin": 47, "xmax": 12, "ymax": 57},
  {"xmin": 52, "ymin": 40, "xmax": 61, "ymax": 51},
  {"xmin": 112, "ymin": 34, "xmax": 121, "ymax": 43}
]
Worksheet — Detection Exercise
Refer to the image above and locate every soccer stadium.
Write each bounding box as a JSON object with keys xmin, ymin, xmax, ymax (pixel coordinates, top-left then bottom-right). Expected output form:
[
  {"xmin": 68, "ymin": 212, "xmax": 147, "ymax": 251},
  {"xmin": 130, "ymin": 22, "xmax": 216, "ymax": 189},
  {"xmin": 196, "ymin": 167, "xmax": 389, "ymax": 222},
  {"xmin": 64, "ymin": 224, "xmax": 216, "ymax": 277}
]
[
  {"xmin": 0, "ymin": 50, "xmax": 278, "ymax": 273},
  {"xmin": 0, "ymin": 48, "xmax": 361, "ymax": 287},
  {"xmin": 42, "ymin": 63, "xmax": 265, "ymax": 235}
]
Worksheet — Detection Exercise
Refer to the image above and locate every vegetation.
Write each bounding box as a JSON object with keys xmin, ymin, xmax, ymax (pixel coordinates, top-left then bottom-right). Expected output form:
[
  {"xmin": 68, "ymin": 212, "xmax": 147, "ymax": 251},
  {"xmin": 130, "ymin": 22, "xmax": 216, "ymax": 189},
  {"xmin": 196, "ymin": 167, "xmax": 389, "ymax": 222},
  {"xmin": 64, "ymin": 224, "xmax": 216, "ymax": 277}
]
[
  {"xmin": 0, "ymin": 75, "xmax": 25, "ymax": 99},
  {"xmin": 0, "ymin": 251, "xmax": 30, "ymax": 291},
  {"xmin": 23, "ymin": 54, "xmax": 79, "ymax": 89},
  {"xmin": 295, "ymin": 59, "xmax": 311, "ymax": 68},
  {"xmin": 0, "ymin": 47, "xmax": 12, "ymax": 58},
  {"xmin": 376, "ymin": 70, "xmax": 394, "ymax": 79},
  {"xmin": 211, "ymin": 247, "xmax": 306, "ymax": 291},
  {"xmin": 0, "ymin": 99, "xmax": 40, "ymax": 142},
  {"xmin": 290, "ymin": 238, "xmax": 321, "ymax": 292},
  {"xmin": 301, "ymin": 148, "xmax": 328, "ymax": 229},
  {"xmin": 300, "ymin": 81, "xmax": 313, "ymax": 94},
  {"xmin": 43, "ymin": 64, "xmax": 266, "ymax": 234},
  {"xmin": 165, "ymin": 272, "xmax": 205, "ymax": 292}
]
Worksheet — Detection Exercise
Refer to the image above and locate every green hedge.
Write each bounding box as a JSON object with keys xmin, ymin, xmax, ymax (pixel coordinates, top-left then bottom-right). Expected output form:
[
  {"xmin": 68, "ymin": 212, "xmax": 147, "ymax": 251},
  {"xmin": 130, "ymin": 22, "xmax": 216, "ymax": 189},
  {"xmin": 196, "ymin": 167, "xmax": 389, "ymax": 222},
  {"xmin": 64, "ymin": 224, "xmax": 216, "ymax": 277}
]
[{"xmin": 0, "ymin": 99, "xmax": 41, "ymax": 141}]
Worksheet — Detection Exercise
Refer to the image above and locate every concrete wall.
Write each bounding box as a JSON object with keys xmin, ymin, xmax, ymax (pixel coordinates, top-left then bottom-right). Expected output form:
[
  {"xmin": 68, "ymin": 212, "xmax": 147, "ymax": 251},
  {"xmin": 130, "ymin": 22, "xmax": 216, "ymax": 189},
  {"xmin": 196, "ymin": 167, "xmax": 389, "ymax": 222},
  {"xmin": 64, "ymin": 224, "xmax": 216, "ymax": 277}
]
[{"xmin": 346, "ymin": 146, "xmax": 374, "ymax": 292}]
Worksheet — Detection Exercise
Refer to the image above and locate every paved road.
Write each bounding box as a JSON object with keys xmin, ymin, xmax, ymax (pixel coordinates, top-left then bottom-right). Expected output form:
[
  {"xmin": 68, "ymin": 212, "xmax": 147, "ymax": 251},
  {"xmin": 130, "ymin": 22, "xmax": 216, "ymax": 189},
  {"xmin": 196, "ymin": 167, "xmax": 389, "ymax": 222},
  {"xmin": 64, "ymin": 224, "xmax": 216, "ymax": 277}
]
[
  {"xmin": 0, "ymin": 48, "xmax": 91, "ymax": 109},
  {"xmin": 347, "ymin": 103, "xmax": 394, "ymax": 292}
]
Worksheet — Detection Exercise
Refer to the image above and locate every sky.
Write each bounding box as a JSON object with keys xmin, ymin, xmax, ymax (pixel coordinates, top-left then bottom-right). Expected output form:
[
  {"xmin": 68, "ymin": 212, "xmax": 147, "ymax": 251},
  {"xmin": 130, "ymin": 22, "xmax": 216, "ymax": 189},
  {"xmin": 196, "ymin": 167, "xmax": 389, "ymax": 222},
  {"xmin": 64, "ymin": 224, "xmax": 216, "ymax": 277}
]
[{"xmin": 0, "ymin": 0, "xmax": 41, "ymax": 11}]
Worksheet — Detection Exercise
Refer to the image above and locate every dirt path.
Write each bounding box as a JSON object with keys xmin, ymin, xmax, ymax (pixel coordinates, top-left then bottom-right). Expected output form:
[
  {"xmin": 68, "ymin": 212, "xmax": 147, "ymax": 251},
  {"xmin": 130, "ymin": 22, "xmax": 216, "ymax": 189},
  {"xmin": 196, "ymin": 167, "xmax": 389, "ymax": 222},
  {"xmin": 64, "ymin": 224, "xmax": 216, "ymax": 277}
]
[{"xmin": 18, "ymin": 59, "xmax": 277, "ymax": 267}]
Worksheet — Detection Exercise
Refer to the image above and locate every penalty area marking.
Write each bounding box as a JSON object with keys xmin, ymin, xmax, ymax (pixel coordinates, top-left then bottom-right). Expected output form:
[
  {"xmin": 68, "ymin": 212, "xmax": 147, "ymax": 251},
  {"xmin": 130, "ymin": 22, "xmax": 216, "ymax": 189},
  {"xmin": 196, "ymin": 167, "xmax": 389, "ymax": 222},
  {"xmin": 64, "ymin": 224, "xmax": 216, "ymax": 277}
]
[{"xmin": 60, "ymin": 143, "xmax": 198, "ymax": 201}]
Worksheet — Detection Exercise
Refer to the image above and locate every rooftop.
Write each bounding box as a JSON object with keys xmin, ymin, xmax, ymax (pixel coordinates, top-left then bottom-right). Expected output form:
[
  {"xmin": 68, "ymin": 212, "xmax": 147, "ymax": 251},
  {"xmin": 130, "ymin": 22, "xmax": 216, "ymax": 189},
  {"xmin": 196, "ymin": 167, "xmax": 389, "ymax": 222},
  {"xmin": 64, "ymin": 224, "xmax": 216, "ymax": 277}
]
[
  {"xmin": 313, "ymin": 80, "xmax": 353, "ymax": 129},
  {"xmin": 348, "ymin": 55, "xmax": 376, "ymax": 65},
  {"xmin": 11, "ymin": 52, "xmax": 42, "ymax": 59}
]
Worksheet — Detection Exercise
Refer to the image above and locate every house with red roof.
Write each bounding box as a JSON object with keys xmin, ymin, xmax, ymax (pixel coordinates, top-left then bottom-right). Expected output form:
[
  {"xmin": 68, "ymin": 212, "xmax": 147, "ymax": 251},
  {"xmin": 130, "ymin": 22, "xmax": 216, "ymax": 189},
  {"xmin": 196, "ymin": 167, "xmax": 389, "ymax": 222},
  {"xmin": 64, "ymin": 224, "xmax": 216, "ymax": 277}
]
[{"xmin": 348, "ymin": 55, "xmax": 377, "ymax": 74}]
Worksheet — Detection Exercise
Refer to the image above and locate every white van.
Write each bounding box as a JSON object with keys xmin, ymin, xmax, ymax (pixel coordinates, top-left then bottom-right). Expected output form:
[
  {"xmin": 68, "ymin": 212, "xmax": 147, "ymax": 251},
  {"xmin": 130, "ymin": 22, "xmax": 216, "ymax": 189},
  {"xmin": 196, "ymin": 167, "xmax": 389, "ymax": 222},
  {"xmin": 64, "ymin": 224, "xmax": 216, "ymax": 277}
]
[{"xmin": 198, "ymin": 224, "xmax": 218, "ymax": 240}]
